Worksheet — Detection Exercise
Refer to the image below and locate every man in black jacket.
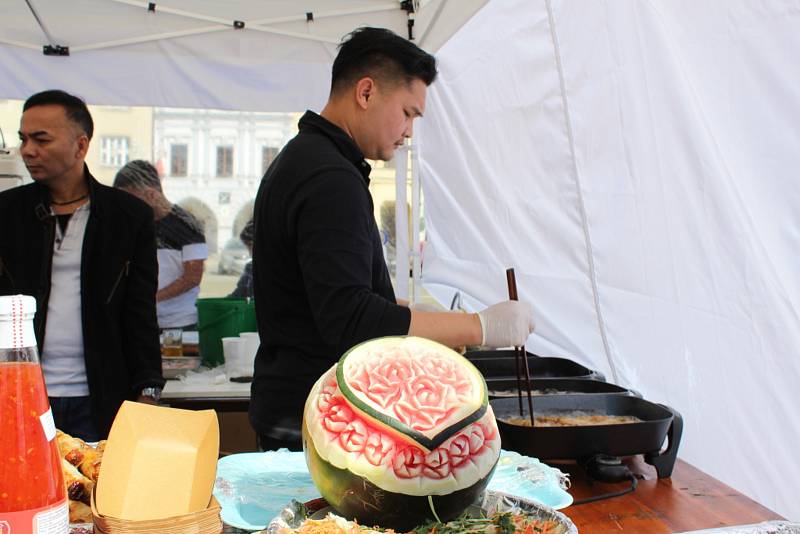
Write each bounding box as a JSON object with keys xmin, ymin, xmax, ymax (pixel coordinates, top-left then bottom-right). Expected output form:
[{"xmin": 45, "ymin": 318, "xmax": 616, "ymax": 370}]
[
  {"xmin": 0, "ymin": 90, "xmax": 164, "ymax": 440},
  {"xmin": 251, "ymin": 28, "xmax": 535, "ymax": 451}
]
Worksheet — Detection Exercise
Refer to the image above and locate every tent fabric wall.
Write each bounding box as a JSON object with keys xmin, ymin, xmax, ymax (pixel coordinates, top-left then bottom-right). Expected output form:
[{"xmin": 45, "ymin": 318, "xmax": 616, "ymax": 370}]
[{"xmin": 419, "ymin": 0, "xmax": 800, "ymax": 520}]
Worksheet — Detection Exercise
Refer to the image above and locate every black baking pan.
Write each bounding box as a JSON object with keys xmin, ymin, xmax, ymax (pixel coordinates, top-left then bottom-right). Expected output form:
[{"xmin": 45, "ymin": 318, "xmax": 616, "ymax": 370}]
[
  {"xmin": 466, "ymin": 349, "xmax": 605, "ymax": 381},
  {"xmin": 490, "ymin": 394, "xmax": 682, "ymax": 478},
  {"xmin": 486, "ymin": 378, "xmax": 638, "ymax": 399}
]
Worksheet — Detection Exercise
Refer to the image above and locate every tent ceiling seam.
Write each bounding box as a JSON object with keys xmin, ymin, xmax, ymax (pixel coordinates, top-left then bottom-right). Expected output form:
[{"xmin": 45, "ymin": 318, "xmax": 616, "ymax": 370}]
[{"xmin": 544, "ymin": 0, "xmax": 618, "ymax": 383}]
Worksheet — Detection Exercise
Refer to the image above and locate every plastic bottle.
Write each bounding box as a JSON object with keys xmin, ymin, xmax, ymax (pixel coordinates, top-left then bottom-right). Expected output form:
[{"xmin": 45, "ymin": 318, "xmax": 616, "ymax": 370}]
[{"xmin": 0, "ymin": 294, "xmax": 68, "ymax": 533}]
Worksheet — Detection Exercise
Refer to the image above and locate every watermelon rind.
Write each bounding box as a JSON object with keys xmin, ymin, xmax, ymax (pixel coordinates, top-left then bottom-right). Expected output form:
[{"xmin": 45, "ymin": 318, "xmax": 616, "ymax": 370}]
[{"xmin": 303, "ymin": 420, "xmax": 498, "ymax": 531}]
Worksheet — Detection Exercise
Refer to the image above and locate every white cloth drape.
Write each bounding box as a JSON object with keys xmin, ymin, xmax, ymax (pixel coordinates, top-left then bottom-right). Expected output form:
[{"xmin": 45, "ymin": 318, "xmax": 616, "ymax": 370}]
[{"xmin": 419, "ymin": 0, "xmax": 800, "ymax": 520}]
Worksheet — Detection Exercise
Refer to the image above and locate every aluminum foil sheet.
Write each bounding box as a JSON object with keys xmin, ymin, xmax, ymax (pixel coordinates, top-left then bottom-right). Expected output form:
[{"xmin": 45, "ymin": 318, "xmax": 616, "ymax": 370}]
[{"xmin": 266, "ymin": 489, "xmax": 577, "ymax": 533}]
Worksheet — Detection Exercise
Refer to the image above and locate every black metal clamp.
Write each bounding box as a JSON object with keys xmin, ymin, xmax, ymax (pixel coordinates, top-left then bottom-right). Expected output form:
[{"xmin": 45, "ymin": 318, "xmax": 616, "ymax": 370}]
[{"xmin": 43, "ymin": 44, "xmax": 69, "ymax": 56}]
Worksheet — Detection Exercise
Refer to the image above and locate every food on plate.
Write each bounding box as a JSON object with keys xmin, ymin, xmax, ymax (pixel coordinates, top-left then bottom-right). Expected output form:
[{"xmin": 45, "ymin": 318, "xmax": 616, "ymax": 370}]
[
  {"xmin": 56, "ymin": 429, "xmax": 105, "ymax": 522},
  {"xmin": 61, "ymin": 458, "xmax": 94, "ymax": 505},
  {"xmin": 69, "ymin": 499, "xmax": 93, "ymax": 524},
  {"xmin": 275, "ymin": 513, "xmax": 395, "ymax": 533},
  {"xmin": 409, "ymin": 510, "xmax": 569, "ymax": 534},
  {"xmin": 503, "ymin": 413, "xmax": 641, "ymax": 427},
  {"xmin": 304, "ymin": 336, "xmax": 501, "ymax": 531},
  {"xmin": 274, "ymin": 510, "xmax": 567, "ymax": 534}
]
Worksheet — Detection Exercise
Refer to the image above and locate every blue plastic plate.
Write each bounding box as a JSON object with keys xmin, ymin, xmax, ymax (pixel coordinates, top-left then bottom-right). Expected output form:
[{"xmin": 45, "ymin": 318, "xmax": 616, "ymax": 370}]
[{"xmin": 213, "ymin": 449, "xmax": 572, "ymax": 531}]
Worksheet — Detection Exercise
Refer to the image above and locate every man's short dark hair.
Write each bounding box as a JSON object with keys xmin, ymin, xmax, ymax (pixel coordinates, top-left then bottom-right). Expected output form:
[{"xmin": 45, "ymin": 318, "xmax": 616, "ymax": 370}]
[
  {"xmin": 113, "ymin": 160, "xmax": 163, "ymax": 192},
  {"xmin": 331, "ymin": 27, "xmax": 437, "ymax": 95},
  {"xmin": 23, "ymin": 90, "xmax": 94, "ymax": 140}
]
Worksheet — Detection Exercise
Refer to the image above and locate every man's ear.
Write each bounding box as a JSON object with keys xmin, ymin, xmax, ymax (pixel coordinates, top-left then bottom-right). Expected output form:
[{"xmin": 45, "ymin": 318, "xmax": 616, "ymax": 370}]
[
  {"xmin": 355, "ymin": 77, "xmax": 375, "ymax": 110},
  {"xmin": 75, "ymin": 134, "xmax": 90, "ymax": 160}
]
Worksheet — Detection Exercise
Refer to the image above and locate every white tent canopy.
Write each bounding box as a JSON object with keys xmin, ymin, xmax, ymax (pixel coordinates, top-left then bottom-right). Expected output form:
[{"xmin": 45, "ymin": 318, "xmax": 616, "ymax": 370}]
[
  {"xmin": 420, "ymin": 0, "xmax": 800, "ymax": 520},
  {"xmin": 0, "ymin": 0, "xmax": 485, "ymax": 110},
  {"xmin": 2, "ymin": 0, "xmax": 799, "ymax": 522}
]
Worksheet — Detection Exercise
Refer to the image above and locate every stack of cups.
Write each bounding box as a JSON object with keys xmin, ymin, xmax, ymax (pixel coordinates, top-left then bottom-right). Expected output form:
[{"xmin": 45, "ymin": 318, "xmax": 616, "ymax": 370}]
[{"xmin": 222, "ymin": 332, "xmax": 259, "ymax": 381}]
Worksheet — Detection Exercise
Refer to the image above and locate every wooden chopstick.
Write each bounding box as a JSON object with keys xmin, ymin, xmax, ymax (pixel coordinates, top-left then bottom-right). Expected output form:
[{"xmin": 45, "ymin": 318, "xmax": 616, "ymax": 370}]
[{"xmin": 506, "ymin": 268, "xmax": 534, "ymax": 426}]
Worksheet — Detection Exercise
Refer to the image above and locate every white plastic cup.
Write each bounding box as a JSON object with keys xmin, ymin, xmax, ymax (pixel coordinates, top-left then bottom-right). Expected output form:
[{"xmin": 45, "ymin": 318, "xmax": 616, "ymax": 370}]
[
  {"xmin": 221, "ymin": 336, "xmax": 243, "ymax": 377},
  {"xmin": 238, "ymin": 331, "xmax": 260, "ymax": 378}
]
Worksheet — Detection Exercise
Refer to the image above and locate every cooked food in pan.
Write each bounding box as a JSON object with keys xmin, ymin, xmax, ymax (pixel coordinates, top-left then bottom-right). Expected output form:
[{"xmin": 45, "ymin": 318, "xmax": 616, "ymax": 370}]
[{"xmin": 503, "ymin": 413, "xmax": 641, "ymax": 427}]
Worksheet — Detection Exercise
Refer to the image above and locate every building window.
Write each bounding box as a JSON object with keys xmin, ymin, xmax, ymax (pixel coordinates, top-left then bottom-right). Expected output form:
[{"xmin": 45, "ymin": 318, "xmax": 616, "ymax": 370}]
[
  {"xmin": 170, "ymin": 144, "xmax": 188, "ymax": 177},
  {"xmin": 100, "ymin": 136, "xmax": 129, "ymax": 167},
  {"xmin": 262, "ymin": 146, "xmax": 279, "ymax": 175},
  {"xmin": 217, "ymin": 145, "xmax": 234, "ymax": 177}
]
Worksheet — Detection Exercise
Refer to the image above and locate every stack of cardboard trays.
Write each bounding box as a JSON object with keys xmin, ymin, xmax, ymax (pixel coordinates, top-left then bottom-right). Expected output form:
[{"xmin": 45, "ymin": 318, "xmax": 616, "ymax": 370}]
[{"xmin": 91, "ymin": 401, "xmax": 222, "ymax": 533}]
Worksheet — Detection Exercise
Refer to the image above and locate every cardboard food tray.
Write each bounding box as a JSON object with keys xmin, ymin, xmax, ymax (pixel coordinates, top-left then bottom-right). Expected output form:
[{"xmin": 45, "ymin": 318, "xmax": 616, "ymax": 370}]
[{"xmin": 93, "ymin": 401, "xmax": 220, "ymax": 528}]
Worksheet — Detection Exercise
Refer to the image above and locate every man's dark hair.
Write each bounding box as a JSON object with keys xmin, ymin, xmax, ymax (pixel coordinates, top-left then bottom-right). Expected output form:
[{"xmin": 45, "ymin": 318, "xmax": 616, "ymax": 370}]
[
  {"xmin": 113, "ymin": 160, "xmax": 163, "ymax": 192},
  {"xmin": 331, "ymin": 27, "xmax": 437, "ymax": 95},
  {"xmin": 23, "ymin": 90, "xmax": 94, "ymax": 140}
]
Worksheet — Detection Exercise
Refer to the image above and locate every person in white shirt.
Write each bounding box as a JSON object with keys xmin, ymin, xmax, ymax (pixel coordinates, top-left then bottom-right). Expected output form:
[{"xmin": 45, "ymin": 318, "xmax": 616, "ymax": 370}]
[{"xmin": 113, "ymin": 160, "xmax": 208, "ymax": 330}]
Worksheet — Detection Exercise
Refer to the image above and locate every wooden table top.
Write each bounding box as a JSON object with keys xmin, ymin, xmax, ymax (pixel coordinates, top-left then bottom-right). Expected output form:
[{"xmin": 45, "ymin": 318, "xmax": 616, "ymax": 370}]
[{"xmin": 559, "ymin": 457, "xmax": 783, "ymax": 533}]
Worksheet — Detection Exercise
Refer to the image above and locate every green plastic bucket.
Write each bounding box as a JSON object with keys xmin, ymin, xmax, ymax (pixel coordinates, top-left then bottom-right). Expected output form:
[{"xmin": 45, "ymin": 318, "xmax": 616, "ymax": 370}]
[{"xmin": 196, "ymin": 298, "xmax": 257, "ymax": 368}]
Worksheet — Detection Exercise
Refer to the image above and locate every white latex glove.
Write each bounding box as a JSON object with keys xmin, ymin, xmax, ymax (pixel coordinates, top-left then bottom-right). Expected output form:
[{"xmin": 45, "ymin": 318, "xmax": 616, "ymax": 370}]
[{"xmin": 477, "ymin": 300, "xmax": 535, "ymax": 348}]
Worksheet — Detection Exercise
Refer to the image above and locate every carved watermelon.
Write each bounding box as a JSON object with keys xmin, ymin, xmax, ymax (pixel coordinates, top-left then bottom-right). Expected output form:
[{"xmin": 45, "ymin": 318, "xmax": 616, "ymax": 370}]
[{"xmin": 303, "ymin": 336, "xmax": 500, "ymax": 530}]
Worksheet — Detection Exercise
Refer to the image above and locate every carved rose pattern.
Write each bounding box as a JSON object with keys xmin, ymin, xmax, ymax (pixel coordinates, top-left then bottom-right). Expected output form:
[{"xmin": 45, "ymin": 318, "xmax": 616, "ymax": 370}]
[
  {"xmin": 348, "ymin": 349, "xmax": 473, "ymax": 431},
  {"xmin": 318, "ymin": 397, "xmax": 495, "ymax": 477}
]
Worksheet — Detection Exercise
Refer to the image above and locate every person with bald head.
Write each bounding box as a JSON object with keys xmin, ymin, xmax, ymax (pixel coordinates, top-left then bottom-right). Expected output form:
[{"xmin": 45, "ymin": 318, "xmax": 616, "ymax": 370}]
[{"xmin": 0, "ymin": 90, "xmax": 164, "ymax": 441}]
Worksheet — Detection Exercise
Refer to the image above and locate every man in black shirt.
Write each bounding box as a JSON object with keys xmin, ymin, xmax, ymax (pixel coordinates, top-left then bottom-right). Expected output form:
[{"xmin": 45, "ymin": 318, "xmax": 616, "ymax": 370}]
[{"xmin": 251, "ymin": 27, "xmax": 534, "ymax": 450}]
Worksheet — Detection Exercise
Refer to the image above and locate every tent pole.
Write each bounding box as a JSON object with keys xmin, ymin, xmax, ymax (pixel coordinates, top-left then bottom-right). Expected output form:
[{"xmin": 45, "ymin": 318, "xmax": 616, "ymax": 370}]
[
  {"xmin": 72, "ymin": 27, "xmax": 226, "ymax": 53},
  {"xmin": 108, "ymin": 0, "xmax": 398, "ymax": 26},
  {"xmin": 410, "ymin": 142, "xmax": 422, "ymax": 305},
  {"xmin": 0, "ymin": 37, "xmax": 40, "ymax": 51},
  {"xmin": 394, "ymin": 145, "xmax": 410, "ymax": 300},
  {"xmin": 23, "ymin": 0, "xmax": 58, "ymax": 47},
  {"xmin": 250, "ymin": 4, "xmax": 400, "ymax": 26},
  {"xmin": 418, "ymin": 0, "xmax": 450, "ymax": 48}
]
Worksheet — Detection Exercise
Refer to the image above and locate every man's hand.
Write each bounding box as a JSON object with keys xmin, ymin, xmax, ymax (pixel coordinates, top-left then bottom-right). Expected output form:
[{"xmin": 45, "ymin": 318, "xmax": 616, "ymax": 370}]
[{"xmin": 478, "ymin": 300, "xmax": 535, "ymax": 348}]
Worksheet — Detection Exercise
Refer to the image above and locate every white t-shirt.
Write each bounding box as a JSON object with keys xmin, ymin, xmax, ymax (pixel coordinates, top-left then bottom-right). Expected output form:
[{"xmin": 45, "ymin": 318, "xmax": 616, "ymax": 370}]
[
  {"xmin": 155, "ymin": 205, "xmax": 208, "ymax": 328},
  {"xmin": 42, "ymin": 203, "xmax": 90, "ymax": 397}
]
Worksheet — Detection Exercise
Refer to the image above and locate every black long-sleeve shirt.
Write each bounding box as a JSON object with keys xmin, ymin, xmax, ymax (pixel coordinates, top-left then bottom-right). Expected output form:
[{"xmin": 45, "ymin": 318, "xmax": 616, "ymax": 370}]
[{"xmin": 250, "ymin": 111, "xmax": 411, "ymax": 438}]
